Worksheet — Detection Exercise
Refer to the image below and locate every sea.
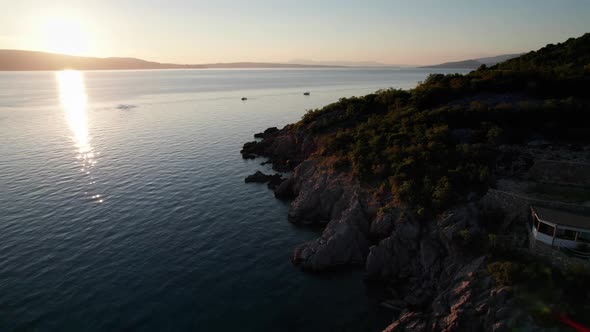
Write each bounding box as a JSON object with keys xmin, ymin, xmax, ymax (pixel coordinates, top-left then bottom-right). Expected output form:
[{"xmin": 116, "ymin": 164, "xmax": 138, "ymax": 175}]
[{"xmin": 0, "ymin": 67, "xmax": 469, "ymax": 331}]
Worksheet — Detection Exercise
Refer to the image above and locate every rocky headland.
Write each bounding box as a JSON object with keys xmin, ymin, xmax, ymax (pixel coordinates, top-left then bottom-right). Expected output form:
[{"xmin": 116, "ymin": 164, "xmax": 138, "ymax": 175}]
[
  {"xmin": 241, "ymin": 33, "xmax": 590, "ymax": 331},
  {"xmin": 243, "ymin": 124, "xmax": 555, "ymax": 331}
]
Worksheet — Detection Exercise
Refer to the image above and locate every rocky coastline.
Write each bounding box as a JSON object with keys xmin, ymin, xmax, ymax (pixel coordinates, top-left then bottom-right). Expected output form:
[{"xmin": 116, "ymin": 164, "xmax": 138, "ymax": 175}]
[
  {"xmin": 239, "ymin": 34, "xmax": 590, "ymax": 330},
  {"xmin": 241, "ymin": 126, "xmax": 552, "ymax": 331}
]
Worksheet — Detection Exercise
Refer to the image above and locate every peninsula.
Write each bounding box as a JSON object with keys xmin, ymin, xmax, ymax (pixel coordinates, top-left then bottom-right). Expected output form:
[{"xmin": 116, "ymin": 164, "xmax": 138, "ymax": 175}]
[{"xmin": 242, "ymin": 33, "xmax": 590, "ymax": 331}]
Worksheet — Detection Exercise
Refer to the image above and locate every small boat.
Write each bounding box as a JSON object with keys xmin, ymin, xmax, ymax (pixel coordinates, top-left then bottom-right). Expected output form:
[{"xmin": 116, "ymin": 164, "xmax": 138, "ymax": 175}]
[
  {"xmin": 241, "ymin": 97, "xmax": 247, "ymax": 101},
  {"xmin": 303, "ymin": 92, "xmax": 310, "ymax": 96}
]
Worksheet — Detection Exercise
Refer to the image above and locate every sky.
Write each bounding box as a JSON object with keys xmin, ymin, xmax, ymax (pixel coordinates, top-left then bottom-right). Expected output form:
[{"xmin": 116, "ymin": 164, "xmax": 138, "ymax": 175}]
[{"xmin": 0, "ymin": 0, "xmax": 589, "ymax": 65}]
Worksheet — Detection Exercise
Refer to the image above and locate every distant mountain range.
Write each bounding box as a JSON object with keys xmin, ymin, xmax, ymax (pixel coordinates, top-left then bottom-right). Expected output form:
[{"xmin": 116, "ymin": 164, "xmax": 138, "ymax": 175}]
[
  {"xmin": 0, "ymin": 50, "xmax": 346, "ymax": 71},
  {"xmin": 421, "ymin": 53, "xmax": 523, "ymax": 69},
  {"xmin": 0, "ymin": 49, "xmax": 527, "ymax": 71},
  {"xmin": 287, "ymin": 59, "xmax": 398, "ymax": 68}
]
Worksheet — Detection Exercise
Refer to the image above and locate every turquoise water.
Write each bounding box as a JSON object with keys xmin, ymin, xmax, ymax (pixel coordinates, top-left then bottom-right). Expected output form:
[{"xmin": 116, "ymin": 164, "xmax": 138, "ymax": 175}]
[{"xmin": 0, "ymin": 68, "xmax": 468, "ymax": 331}]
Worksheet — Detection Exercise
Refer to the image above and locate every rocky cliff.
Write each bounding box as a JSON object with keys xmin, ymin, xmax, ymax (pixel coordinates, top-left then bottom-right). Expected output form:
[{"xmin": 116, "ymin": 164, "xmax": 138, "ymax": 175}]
[
  {"xmin": 241, "ymin": 126, "xmax": 546, "ymax": 331},
  {"xmin": 239, "ymin": 33, "xmax": 590, "ymax": 330}
]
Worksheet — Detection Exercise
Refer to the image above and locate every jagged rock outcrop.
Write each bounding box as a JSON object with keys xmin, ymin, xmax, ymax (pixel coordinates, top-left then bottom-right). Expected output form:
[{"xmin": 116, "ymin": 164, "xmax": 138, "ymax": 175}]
[
  {"xmin": 241, "ymin": 126, "xmax": 546, "ymax": 330},
  {"xmin": 245, "ymin": 170, "xmax": 274, "ymax": 183},
  {"xmin": 285, "ymin": 161, "xmax": 361, "ymax": 223},
  {"xmin": 254, "ymin": 127, "xmax": 279, "ymax": 138},
  {"xmin": 382, "ymin": 255, "xmax": 541, "ymax": 332},
  {"xmin": 382, "ymin": 257, "xmax": 514, "ymax": 332},
  {"xmin": 244, "ymin": 171, "xmax": 285, "ymax": 189},
  {"xmin": 280, "ymin": 160, "xmax": 372, "ymax": 270},
  {"xmin": 240, "ymin": 125, "xmax": 315, "ymax": 171},
  {"xmin": 242, "ymin": 129, "xmax": 376, "ymax": 270},
  {"xmin": 373, "ymin": 192, "xmax": 541, "ymax": 331},
  {"xmin": 365, "ymin": 212, "xmax": 424, "ymax": 280},
  {"xmin": 292, "ymin": 198, "xmax": 370, "ymax": 270}
]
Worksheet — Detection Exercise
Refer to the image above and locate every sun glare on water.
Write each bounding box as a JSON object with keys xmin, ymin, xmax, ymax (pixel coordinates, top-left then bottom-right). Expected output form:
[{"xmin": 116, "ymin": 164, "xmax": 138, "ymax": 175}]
[
  {"xmin": 56, "ymin": 70, "xmax": 103, "ymax": 203},
  {"xmin": 57, "ymin": 70, "xmax": 90, "ymax": 153}
]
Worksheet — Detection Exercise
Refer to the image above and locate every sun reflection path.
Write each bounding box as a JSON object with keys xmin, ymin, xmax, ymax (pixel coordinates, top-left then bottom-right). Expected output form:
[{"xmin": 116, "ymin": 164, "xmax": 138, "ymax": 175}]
[{"xmin": 56, "ymin": 70, "xmax": 103, "ymax": 203}]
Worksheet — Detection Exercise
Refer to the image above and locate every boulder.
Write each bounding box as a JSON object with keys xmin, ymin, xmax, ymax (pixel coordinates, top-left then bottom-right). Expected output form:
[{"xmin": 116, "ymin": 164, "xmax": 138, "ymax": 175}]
[
  {"xmin": 244, "ymin": 171, "xmax": 285, "ymax": 189},
  {"xmin": 245, "ymin": 170, "xmax": 270, "ymax": 183}
]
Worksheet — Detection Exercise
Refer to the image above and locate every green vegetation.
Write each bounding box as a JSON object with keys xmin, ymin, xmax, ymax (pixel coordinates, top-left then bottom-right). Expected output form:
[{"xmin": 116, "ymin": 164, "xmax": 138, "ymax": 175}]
[
  {"xmin": 296, "ymin": 33, "xmax": 590, "ymax": 215},
  {"xmin": 494, "ymin": 34, "xmax": 590, "ymax": 74},
  {"xmin": 487, "ymin": 259, "xmax": 590, "ymax": 327},
  {"xmin": 487, "ymin": 260, "xmax": 524, "ymax": 286}
]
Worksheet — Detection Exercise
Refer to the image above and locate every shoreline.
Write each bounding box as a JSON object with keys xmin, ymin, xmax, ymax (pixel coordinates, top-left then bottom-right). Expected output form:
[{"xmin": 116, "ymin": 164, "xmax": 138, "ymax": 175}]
[
  {"xmin": 239, "ymin": 33, "xmax": 590, "ymax": 327},
  {"xmin": 242, "ymin": 122, "xmax": 590, "ymax": 330}
]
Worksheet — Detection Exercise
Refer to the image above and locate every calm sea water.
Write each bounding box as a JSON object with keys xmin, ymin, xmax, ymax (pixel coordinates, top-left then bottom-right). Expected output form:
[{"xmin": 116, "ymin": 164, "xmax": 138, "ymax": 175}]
[{"xmin": 0, "ymin": 68, "xmax": 468, "ymax": 331}]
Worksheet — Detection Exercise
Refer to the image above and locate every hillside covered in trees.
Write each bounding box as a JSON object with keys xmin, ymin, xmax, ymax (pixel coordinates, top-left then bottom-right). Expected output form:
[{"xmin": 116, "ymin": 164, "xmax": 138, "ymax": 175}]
[
  {"xmin": 294, "ymin": 33, "xmax": 590, "ymax": 216},
  {"xmin": 421, "ymin": 53, "xmax": 521, "ymax": 69}
]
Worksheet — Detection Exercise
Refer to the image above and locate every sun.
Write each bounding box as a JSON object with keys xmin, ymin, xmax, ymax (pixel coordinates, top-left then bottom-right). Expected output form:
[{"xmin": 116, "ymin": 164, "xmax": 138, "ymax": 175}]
[{"xmin": 40, "ymin": 17, "xmax": 89, "ymax": 56}]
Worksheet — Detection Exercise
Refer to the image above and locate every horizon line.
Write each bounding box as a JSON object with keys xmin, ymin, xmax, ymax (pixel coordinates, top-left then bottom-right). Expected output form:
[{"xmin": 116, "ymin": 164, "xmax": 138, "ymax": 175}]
[{"xmin": 0, "ymin": 48, "xmax": 525, "ymax": 68}]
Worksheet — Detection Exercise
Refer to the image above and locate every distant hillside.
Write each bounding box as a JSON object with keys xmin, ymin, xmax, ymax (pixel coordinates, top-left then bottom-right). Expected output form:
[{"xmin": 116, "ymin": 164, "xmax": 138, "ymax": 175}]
[
  {"xmin": 493, "ymin": 34, "xmax": 590, "ymax": 72},
  {"xmin": 288, "ymin": 59, "xmax": 397, "ymax": 68},
  {"xmin": 422, "ymin": 53, "xmax": 522, "ymax": 69},
  {"xmin": 0, "ymin": 50, "xmax": 343, "ymax": 71},
  {"xmin": 476, "ymin": 54, "xmax": 523, "ymax": 65}
]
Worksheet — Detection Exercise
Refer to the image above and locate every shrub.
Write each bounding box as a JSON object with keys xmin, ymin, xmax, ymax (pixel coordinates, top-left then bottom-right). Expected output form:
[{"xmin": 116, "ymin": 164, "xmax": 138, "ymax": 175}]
[{"xmin": 487, "ymin": 261, "xmax": 520, "ymax": 286}]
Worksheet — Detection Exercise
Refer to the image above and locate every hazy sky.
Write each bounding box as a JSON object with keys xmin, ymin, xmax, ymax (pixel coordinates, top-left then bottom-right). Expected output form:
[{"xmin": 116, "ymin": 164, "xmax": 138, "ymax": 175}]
[{"xmin": 1, "ymin": 0, "xmax": 589, "ymax": 65}]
